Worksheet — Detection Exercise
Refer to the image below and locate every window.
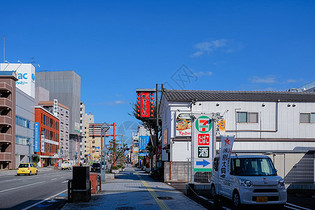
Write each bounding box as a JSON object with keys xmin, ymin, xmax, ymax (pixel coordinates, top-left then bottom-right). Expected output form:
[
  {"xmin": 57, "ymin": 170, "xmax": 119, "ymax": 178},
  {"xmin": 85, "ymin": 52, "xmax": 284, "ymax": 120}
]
[
  {"xmin": 237, "ymin": 112, "xmax": 258, "ymax": 123},
  {"xmin": 16, "ymin": 116, "xmax": 31, "ymax": 128},
  {"xmin": 300, "ymin": 113, "xmax": 315, "ymax": 123},
  {"xmin": 16, "ymin": 135, "xmax": 30, "ymax": 145}
]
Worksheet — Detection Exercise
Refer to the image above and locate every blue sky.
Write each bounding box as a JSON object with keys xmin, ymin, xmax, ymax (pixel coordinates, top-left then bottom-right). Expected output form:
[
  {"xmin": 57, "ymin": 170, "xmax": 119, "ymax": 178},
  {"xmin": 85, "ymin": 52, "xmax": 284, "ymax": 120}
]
[{"xmin": 1, "ymin": 0, "xmax": 315, "ymax": 142}]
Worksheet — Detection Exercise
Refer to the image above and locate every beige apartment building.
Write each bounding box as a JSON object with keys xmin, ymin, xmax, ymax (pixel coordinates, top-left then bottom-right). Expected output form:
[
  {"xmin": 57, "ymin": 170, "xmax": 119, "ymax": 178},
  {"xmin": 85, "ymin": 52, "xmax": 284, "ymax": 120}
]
[{"xmin": 84, "ymin": 113, "xmax": 101, "ymax": 163}]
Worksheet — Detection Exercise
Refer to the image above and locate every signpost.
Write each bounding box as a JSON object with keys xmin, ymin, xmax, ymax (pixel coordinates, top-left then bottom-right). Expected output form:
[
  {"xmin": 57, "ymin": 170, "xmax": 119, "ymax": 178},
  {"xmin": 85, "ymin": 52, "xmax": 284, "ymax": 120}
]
[{"xmin": 191, "ymin": 114, "xmax": 214, "ymax": 182}]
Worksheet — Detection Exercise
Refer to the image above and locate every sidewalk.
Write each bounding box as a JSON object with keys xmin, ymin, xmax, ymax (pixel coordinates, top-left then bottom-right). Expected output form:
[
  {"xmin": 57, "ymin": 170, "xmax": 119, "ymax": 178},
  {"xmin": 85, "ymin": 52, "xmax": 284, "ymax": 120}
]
[{"xmin": 62, "ymin": 166, "xmax": 206, "ymax": 210}]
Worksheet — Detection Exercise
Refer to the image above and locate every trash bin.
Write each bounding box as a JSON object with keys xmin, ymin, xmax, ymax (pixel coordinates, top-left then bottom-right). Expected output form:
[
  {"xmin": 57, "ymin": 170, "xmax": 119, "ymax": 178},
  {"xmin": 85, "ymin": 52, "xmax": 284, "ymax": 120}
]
[
  {"xmin": 90, "ymin": 173, "xmax": 101, "ymax": 194},
  {"xmin": 68, "ymin": 166, "xmax": 91, "ymax": 202}
]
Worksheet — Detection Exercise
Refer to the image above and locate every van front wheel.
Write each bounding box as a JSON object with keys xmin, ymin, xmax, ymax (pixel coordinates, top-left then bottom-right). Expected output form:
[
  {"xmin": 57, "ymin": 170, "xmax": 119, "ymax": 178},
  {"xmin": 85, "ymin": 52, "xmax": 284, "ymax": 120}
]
[{"xmin": 232, "ymin": 191, "xmax": 241, "ymax": 208}]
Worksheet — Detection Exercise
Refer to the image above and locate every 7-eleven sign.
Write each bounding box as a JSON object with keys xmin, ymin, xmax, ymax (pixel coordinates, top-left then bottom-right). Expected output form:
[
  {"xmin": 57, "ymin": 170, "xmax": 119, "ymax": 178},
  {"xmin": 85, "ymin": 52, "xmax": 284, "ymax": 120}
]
[{"xmin": 195, "ymin": 116, "xmax": 212, "ymax": 133}]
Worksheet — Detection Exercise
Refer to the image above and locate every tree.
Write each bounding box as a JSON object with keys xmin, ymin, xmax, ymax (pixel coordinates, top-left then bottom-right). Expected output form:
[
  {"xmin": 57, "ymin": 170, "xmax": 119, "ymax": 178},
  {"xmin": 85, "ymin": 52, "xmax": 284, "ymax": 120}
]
[{"xmin": 108, "ymin": 140, "xmax": 129, "ymax": 166}]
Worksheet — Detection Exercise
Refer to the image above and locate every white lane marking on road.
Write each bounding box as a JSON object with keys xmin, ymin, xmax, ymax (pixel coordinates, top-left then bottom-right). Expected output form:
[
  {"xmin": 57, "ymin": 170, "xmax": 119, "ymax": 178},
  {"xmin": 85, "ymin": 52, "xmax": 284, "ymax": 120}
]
[
  {"xmin": 284, "ymin": 205, "xmax": 300, "ymax": 210},
  {"xmin": 0, "ymin": 178, "xmax": 23, "ymax": 183},
  {"xmin": 51, "ymin": 178, "xmax": 57, "ymax": 181},
  {"xmin": 286, "ymin": 202, "xmax": 312, "ymax": 210},
  {"xmin": 62, "ymin": 180, "xmax": 68, "ymax": 183},
  {"xmin": 0, "ymin": 181, "xmax": 45, "ymax": 193},
  {"xmin": 22, "ymin": 189, "xmax": 67, "ymax": 210}
]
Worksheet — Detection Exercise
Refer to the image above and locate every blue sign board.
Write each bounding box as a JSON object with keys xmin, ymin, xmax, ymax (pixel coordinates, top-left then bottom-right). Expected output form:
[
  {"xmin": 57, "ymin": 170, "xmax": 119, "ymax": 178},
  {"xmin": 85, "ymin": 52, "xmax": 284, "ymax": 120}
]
[
  {"xmin": 139, "ymin": 153, "xmax": 149, "ymax": 156},
  {"xmin": 139, "ymin": 136, "xmax": 150, "ymax": 151},
  {"xmin": 34, "ymin": 122, "xmax": 39, "ymax": 152}
]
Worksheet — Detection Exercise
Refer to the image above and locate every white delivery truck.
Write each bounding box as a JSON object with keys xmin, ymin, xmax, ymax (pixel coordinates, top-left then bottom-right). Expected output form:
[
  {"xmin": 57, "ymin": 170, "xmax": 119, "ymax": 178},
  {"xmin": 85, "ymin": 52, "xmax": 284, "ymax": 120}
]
[{"xmin": 210, "ymin": 155, "xmax": 287, "ymax": 208}]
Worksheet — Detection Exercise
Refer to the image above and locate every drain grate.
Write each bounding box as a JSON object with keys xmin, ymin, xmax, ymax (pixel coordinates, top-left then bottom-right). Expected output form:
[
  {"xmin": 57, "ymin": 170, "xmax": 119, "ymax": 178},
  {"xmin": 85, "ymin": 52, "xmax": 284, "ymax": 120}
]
[
  {"xmin": 116, "ymin": 207, "xmax": 136, "ymax": 210},
  {"xmin": 157, "ymin": 196, "xmax": 173, "ymax": 200}
]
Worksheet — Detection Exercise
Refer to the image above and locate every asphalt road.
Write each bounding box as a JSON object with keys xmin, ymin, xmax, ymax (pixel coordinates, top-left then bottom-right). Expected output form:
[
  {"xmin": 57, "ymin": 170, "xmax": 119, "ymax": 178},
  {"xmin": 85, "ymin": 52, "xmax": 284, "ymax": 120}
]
[
  {"xmin": 168, "ymin": 182, "xmax": 315, "ymax": 210},
  {"xmin": 0, "ymin": 168, "xmax": 72, "ymax": 209}
]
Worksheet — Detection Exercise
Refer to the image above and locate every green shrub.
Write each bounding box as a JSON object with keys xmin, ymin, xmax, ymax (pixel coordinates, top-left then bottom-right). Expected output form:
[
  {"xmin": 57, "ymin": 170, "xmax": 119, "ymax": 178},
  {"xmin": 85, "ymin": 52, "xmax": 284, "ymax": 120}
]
[{"xmin": 111, "ymin": 166, "xmax": 119, "ymax": 170}]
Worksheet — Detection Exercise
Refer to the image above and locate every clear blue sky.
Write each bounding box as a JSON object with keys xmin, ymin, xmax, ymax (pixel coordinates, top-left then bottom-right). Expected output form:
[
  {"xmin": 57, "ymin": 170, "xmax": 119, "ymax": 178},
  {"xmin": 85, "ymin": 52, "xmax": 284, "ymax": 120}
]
[{"xmin": 1, "ymin": 0, "xmax": 315, "ymax": 142}]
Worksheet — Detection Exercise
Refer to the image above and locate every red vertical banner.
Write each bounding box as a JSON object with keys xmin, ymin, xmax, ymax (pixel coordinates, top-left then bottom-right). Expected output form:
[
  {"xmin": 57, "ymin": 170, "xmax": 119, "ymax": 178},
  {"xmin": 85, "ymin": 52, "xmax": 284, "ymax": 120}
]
[{"xmin": 140, "ymin": 92, "xmax": 151, "ymax": 117}]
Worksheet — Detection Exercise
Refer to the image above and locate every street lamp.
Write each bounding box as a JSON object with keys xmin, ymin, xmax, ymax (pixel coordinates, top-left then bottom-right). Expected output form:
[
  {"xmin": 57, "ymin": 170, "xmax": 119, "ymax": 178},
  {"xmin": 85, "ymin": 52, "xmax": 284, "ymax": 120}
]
[{"xmin": 100, "ymin": 123, "xmax": 110, "ymax": 183}]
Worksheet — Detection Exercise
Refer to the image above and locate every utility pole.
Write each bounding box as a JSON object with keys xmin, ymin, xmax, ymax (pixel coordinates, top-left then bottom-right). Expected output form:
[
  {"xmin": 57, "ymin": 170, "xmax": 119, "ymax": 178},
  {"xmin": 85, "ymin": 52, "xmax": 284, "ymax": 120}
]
[
  {"xmin": 113, "ymin": 123, "xmax": 116, "ymax": 166},
  {"xmin": 100, "ymin": 123, "xmax": 110, "ymax": 183}
]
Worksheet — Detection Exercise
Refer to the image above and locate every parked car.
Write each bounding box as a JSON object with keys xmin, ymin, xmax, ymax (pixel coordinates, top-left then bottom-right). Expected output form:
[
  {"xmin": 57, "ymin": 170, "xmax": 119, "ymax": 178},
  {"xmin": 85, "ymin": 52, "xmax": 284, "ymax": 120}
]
[
  {"xmin": 91, "ymin": 163, "xmax": 101, "ymax": 172},
  {"xmin": 60, "ymin": 161, "xmax": 72, "ymax": 170},
  {"xmin": 210, "ymin": 155, "xmax": 287, "ymax": 208},
  {"xmin": 17, "ymin": 163, "xmax": 38, "ymax": 176}
]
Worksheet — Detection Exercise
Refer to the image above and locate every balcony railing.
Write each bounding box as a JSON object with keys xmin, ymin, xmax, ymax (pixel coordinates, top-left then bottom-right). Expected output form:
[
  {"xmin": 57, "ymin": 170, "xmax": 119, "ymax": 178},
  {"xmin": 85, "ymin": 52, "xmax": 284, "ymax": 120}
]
[
  {"xmin": 0, "ymin": 152, "xmax": 12, "ymax": 161},
  {"xmin": 0, "ymin": 98, "xmax": 12, "ymax": 108},
  {"xmin": 0, "ymin": 133, "xmax": 12, "ymax": 143},
  {"xmin": 0, "ymin": 82, "xmax": 13, "ymax": 92},
  {"xmin": 0, "ymin": 116, "xmax": 12, "ymax": 125}
]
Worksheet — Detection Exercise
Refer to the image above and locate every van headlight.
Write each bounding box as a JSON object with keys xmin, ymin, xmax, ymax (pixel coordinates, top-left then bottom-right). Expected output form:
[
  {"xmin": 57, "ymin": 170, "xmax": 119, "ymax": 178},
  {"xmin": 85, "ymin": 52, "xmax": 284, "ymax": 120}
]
[
  {"xmin": 278, "ymin": 179, "xmax": 285, "ymax": 188},
  {"xmin": 240, "ymin": 179, "xmax": 252, "ymax": 187}
]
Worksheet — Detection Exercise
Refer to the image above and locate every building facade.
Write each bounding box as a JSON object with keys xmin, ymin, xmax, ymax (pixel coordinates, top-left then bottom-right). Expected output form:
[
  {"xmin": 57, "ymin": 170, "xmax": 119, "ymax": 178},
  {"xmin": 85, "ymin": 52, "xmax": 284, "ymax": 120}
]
[
  {"xmin": 0, "ymin": 72, "xmax": 17, "ymax": 169},
  {"xmin": 84, "ymin": 113, "xmax": 94, "ymax": 161},
  {"xmin": 160, "ymin": 89, "xmax": 315, "ymax": 183},
  {"xmin": 35, "ymin": 71, "xmax": 81, "ymax": 160},
  {"xmin": 37, "ymin": 100, "xmax": 70, "ymax": 160},
  {"xmin": 34, "ymin": 107, "xmax": 60, "ymax": 167},
  {"xmin": 15, "ymin": 88, "xmax": 35, "ymax": 168}
]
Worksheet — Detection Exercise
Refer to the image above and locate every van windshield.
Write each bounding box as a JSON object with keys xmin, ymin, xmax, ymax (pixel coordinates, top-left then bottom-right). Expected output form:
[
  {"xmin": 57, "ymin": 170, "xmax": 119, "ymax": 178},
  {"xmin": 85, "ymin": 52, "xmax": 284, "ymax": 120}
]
[{"xmin": 231, "ymin": 158, "xmax": 277, "ymax": 176}]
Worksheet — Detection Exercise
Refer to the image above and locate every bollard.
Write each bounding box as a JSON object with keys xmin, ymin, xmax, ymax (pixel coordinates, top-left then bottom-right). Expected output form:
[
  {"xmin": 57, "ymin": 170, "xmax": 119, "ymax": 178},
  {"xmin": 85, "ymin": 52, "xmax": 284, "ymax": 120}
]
[{"xmin": 90, "ymin": 174, "xmax": 101, "ymax": 194}]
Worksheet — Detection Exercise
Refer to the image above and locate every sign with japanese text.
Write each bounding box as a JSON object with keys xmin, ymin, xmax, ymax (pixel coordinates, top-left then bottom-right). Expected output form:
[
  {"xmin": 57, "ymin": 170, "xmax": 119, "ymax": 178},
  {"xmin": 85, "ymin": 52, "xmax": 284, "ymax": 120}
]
[
  {"xmin": 192, "ymin": 114, "xmax": 213, "ymax": 172},
  {"xmin": 219, "ymin": 135, "xmax": 235, "ymax": 179},
  {"xmin": 41, "ymin": 134, "xmax": 45, "ymax": 153},
  {"xmin": 139, "ymin": 136, "xmax": 150, "ymax": 151},
  {"xmin": 176, "ymin": 113, "xmax": 191, "ymax": 136},
  {"xmin": 198, "ymin": 147, "xmax": 209, "ymax": 158},
  {"xmin": 140, "ymin": 92, "xmax": 151, "ymax": 117},
  {"xmin": 198, "ymin": 134, "xmax": 210, "ymax": 145},
  {"xmin": 34, "ymin": 122, "xmax": 39, "ymax": 152},
  {"xmin": 218, "ymin": 119, "xmax": 226, "ymax": 132}
]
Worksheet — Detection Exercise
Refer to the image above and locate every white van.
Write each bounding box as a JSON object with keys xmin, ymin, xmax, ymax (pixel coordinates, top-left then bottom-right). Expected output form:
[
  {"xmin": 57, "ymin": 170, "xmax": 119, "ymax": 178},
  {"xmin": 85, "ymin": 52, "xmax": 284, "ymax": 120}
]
[
  {"xmin": 60, "ymin": 161, "xmax": 72, "ymax": 170},
  {"xmin": 210, "ymin": 155, "xmax": 287, "ymax": 208}
]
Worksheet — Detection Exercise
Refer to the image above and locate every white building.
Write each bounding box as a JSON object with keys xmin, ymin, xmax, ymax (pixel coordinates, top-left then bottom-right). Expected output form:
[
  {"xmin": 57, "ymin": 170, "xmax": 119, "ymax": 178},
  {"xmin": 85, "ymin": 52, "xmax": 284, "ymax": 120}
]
[
  {"xmin": 160, "ymin": 89, "xmax": 315, "ymax": 183},
  {"xmin": 0, "ymin": 63, "xmax": 35, "ymax": 98}
]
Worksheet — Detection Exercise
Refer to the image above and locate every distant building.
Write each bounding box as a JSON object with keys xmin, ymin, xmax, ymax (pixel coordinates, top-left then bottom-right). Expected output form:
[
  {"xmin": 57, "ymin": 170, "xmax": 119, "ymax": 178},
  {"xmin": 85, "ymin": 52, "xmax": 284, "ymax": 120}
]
[
  {"xmin": 34, "ymin": 107, "xmax": 60, "ymax": 167},
  {"xmin": 35, "ymin": 71, "xmax": 81, "ymax": 160},
  {"xmin": 84, "ymin": 113, "xmax": 102, "ymax": 162},
  {"xmin": 35, "ymin": 86, "xmax": 49, "ymax": 105},
  {"xmin": 37, "ymin": 100, "xmax": 70, "ymax": 160},
  {"xmin": 131, "ymin": 132, "xmax": 139, "ymax": 166},
  {"xmin": 0, "ymin": 71, "xmax": 18, "ymax": 170},
  {"xmin": 15, "ymin": 88, "xmax": 35, "ymax": 168}
]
